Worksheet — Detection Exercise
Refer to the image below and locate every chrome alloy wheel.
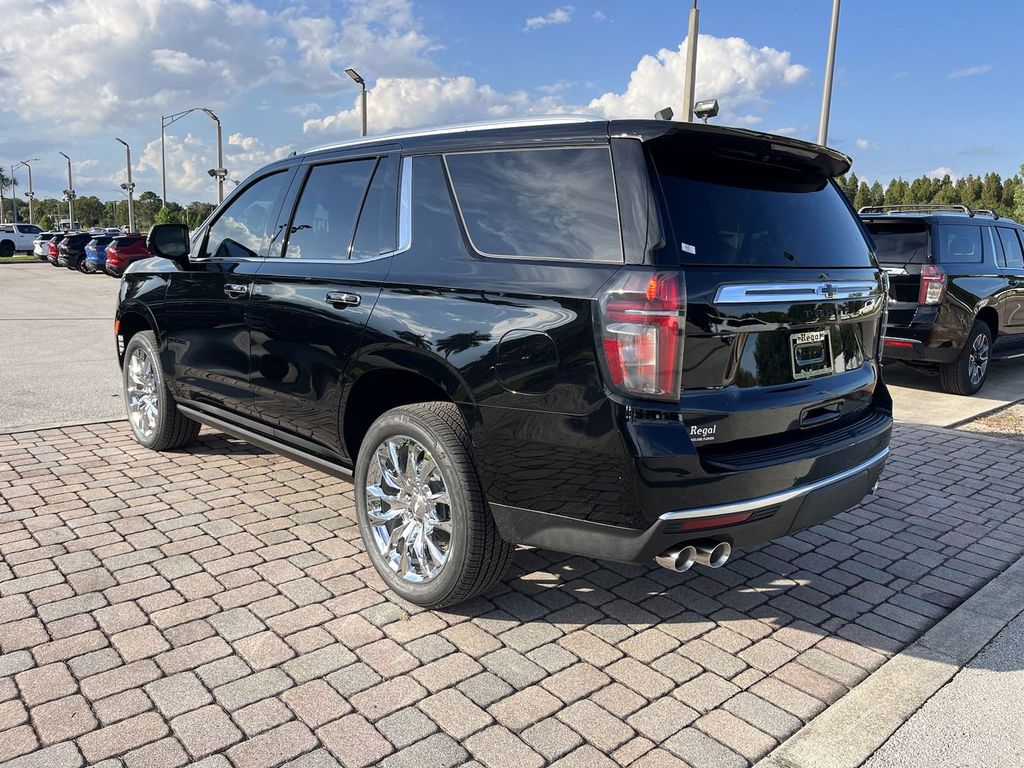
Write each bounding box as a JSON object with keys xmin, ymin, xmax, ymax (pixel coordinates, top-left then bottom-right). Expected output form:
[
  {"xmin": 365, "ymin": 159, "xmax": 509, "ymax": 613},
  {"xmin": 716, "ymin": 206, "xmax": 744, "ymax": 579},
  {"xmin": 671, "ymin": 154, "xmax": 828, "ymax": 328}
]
[
  {"xmin": 968, "ymin": 333, "xmax": 990, "ymax": 387},
  {"xmin": 126, "ymin": 348, "xmax": 159, "ymax": 439},
  {"xmin": 365, "ymin": 436, "xmax": 452, "ymax": 583}
]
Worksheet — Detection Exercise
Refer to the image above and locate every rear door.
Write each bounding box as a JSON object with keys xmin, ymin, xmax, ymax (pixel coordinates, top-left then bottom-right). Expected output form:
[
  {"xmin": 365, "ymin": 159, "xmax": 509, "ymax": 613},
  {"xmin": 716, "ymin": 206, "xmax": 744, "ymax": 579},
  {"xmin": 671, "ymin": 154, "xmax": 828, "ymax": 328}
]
[
  {"xmin": 994, "ymin": 226, "xmax": 1024, "ymax": 331},
  {"xmin": 647, "ymin": 137, "xmax": 886, "ymax": 454},
  {"xmin": 164, "ymin": 168, "xmax": 293, "ymax": 419},
  {"xmin": 860, "ymin": 218, "xmax": 930, "ymax": 326},
  {"xmin": 246, "ymin": 150, "xmax": 400, "ymax": 455}
]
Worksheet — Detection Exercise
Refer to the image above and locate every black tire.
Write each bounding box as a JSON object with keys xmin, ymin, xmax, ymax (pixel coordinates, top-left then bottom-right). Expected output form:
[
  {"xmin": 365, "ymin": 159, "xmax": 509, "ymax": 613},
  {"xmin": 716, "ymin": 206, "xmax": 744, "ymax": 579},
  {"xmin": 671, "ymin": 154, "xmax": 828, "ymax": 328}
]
[
  {"xmin": 0, "ymin": 240, "xmax": 14, "ymax": 258},
  {"xmin": 77, "ymin": 257, "xmax": 90, "ymax": 273},
  {"xmin": 940, "ymin": 320, "xmax": 992, "ymax": 396},
  {"xmin": 354, "ymin": 402, "xmax": 512, "ymax": 608},
  {"xmin": 122, "ymin": 330, "xmax": 200, "ymax": 451}
]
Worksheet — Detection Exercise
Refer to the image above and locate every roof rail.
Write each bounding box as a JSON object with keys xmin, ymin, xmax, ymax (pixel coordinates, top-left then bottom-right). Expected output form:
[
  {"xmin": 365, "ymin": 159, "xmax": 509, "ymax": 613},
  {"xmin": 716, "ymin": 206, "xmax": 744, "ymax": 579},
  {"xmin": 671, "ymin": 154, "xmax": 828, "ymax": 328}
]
[{"xmin": 858, "ymin": 203, "xmax": 999, "ymax": 219}]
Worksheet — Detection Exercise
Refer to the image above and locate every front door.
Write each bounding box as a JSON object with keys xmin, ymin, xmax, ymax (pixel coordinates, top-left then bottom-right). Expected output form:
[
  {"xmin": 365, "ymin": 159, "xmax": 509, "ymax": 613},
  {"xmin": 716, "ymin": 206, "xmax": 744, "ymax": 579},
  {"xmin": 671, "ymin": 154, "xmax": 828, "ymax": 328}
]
[
  {"xmin": 164, "ymin": 168, "xmax": 293, "ymax": 418},
  {"xmin": 247, "ymin": 152, "xmax": 401, "ymax": 456}
]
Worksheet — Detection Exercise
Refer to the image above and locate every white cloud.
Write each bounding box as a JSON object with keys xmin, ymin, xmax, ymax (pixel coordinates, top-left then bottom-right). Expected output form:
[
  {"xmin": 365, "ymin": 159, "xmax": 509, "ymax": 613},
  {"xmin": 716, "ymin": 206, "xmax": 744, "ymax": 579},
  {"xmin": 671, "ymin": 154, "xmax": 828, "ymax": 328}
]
[
  {"xmin": 926, "ymin": 166, "xmax": 960, "ymax": 182},
  {"xmin": 304, "ymin": 33, "xmax": 808, "ymax": 141},
  {"xmin": 587, "ymin": 35, "xmax": 807, "ymax": 123},
  {"xmin": 855, "ymin": 139, "xmax": 878, "ymax": 150},
  {"xmin": 136, "ymin": 132, "xmax": 293, "ymax": 197},
  {"xmin": 949, "ymin": 65, "xmax": 991, "ymax": 78},
  {"xmin": 593, "ymin": 11, "xmax": 607, "ymax": 21},
  {"xmin": 0, "ymin": 0, "xmax": 433, "ymax": 137},
  {"xmin": 524, "ymin": 6, "xmax": 574, "ymax": 31},
  {"xmin": 303, "ymin": 76, "xmax": 570, "ymax": 138}
]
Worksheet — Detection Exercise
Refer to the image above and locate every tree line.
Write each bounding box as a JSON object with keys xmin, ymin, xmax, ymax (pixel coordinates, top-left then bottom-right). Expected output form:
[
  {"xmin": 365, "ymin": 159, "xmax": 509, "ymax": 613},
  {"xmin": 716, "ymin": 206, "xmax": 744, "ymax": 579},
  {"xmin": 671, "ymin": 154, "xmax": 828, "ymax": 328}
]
[
  {"xmin": 0, "ymin": 171, "xmax": 215, "ymax": 231},
  {"xmin": 837, "ymin": 164, "xmax": 1024, "ymax": 220}
]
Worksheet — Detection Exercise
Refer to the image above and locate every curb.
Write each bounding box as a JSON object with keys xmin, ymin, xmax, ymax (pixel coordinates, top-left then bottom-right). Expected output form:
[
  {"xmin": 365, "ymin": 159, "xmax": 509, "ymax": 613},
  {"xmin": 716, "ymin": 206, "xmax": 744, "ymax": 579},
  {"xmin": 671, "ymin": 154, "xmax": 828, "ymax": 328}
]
[{"xmin": 755, "ymin": 555, "xmax": 1024, "ymax": 768}]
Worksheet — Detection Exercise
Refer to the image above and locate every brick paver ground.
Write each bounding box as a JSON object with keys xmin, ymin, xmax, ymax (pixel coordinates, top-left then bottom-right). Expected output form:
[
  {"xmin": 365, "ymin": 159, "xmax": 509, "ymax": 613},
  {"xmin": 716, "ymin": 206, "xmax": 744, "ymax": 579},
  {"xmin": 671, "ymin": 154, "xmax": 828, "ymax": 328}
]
[{"xmin": 1, "ymin": 420, "xmax": 1022, "ymax": 767}]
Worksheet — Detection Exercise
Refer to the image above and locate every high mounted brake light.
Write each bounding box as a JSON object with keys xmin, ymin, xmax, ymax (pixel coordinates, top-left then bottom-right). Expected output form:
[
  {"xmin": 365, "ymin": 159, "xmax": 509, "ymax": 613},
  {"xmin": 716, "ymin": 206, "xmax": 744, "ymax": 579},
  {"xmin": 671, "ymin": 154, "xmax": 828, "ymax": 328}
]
[{"xmin": 597, "ymin": 271, "xmax": 686, "ymax": 401}]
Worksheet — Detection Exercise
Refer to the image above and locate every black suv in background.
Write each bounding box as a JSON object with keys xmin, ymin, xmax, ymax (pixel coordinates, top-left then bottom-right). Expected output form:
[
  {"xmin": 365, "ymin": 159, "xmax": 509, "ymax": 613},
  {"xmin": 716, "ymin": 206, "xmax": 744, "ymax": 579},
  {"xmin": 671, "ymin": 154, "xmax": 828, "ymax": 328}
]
[
  {"xmin": 116, "ymin": 118, "xmax": 892, "ymax": 607},
  {"xmin": 860, "ymin": 204, "xmax": 1024, "ymax": 394}
]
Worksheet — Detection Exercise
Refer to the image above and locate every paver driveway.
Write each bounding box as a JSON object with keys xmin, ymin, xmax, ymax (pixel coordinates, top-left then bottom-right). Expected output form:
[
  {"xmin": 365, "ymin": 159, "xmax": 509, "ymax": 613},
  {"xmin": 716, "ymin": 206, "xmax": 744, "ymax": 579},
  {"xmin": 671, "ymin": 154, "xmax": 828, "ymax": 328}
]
[{"xmin": 1, "ymin": 421, "xmax": 1023, "ymax": 768}]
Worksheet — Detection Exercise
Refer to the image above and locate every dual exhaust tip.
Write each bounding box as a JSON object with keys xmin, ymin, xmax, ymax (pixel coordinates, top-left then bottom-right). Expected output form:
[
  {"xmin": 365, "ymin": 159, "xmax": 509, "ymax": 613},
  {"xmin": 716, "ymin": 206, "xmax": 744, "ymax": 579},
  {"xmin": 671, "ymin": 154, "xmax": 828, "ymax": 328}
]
[{"xmin": 655, "ymin": 540, "xmax": 732, "ymax": 572}]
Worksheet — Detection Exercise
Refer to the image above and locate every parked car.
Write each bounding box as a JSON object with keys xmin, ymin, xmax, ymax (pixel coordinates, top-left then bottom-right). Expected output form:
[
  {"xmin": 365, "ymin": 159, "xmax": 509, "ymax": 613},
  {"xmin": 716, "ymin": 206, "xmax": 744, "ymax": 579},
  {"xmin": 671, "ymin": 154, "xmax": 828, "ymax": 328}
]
[
  {"xmin": 33, "ymin": 231, "xmax": 59, "ymax": 260},
  {"xmin": 116, "ymin": 118, "xmax": 893, "ymax": 607},
  {"xmin": 57, "ymin": 232, "xmax": 94, "ymax": 271},
  {"xmin": 46, "ymin": 233, "xmax": 66, "ymax": 266},
  {"xmin": 0, "ymin": 223, "xmax": 43, "ymax": 256},
  {"xmin": 84, "ymin": 236, "xmax": 115, "ymax": 273},
  {"xmin": 860, "ymin": 204, "xmax": 1024, "ymax": 395},
  {"xmin": 105, "ymin": 234, "xmax": 149, "ymax": 277}
]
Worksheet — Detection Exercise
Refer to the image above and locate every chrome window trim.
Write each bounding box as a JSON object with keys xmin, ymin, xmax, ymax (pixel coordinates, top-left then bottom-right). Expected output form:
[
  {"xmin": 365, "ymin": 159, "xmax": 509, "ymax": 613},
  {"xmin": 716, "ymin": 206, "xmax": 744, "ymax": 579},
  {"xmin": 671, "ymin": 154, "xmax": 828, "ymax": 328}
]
[
  {"xmin": 660, "ymin": 447, "xmax": 890, "ymax": 521},
  {"xmin": 714, "ymin": 280, "xmax": 881, "ymax": 304},
  {"xmin": 442, "ymin": 145, "xmax": 625, "ymax": 264},
  {"xmin": 191, "ymin": 155, "xmax": 411, "ymax": 266}
]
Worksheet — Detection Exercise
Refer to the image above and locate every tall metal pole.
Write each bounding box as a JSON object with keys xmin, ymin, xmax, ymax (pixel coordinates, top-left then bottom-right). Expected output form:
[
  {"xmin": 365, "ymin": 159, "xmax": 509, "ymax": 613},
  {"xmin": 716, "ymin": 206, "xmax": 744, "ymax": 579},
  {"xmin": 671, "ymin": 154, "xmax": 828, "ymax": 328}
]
[
  {"xmin": 360, "ymin": 84, "xmax": 367, "ymax": 137},
  {"xmin": 10, "ymin": 165, "xmax": 17, "ymax": 223},
  {"xmin": 160, "ymin": 118, "xmax": 167, "ymax": 207},
  {"xmin": 681, "ymin": 1, "xmax": 699, "ymax": 122},
  {"xmin": 202, "ymin": 108, "xmax": 225, "ymax": 204},
  {"xmin": 116, "ymin": 138, "xmax": 136, "ymax": 232},
  {"xmin": 818, "ymin": 0, "xmax": 841, "ymax": 146},
  {"xmin": 59, "ymin": 152, "xmax": 75, "ymax": 229},
  {"xmin": 22, "ymin": 161, "xmax": 35, "ymax": 225}
]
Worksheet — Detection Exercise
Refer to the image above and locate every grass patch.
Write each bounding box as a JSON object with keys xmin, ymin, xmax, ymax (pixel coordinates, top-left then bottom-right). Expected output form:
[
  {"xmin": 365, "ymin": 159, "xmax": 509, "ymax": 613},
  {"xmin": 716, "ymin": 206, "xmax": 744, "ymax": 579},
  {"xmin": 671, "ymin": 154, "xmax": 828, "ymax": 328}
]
[{"xmin": 0, "ymin": 254, "xmax": 40, "ymax": 263}]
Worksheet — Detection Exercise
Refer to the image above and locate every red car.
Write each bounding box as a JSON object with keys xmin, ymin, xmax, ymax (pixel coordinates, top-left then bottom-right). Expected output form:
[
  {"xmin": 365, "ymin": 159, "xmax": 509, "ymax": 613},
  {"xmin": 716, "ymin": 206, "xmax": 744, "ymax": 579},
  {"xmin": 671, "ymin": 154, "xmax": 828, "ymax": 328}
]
[{"xmin": 105, "ymin": 235, "xmax": 150, "ymax": 277}]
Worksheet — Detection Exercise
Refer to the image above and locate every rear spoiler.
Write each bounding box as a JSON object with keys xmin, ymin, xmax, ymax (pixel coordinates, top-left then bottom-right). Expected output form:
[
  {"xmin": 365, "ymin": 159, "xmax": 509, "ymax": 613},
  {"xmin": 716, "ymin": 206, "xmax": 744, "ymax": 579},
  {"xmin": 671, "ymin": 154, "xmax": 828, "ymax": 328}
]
[{"xmin": 623, "ymin": 121, "xmax": 852, "ymax": 177}]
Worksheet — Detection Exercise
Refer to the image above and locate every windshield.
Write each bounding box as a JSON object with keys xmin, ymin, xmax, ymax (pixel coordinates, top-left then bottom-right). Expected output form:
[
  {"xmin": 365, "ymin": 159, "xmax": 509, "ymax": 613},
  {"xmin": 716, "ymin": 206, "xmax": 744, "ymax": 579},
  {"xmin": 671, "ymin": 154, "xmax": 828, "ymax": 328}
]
[
  {"xmin": 650, "ymin": 145, "xmax": 872, "ymax": 268},
  {"xmin": 862, "ymin": 220, "xmax": 930, "ymax": 265}
]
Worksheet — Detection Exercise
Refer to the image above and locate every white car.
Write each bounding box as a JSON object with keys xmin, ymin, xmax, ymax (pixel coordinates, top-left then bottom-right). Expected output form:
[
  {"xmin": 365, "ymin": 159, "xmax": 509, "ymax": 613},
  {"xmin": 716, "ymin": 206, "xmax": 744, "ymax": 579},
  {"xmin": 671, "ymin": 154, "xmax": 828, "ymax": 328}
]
[
  {"xmin": 0, "ymin": 223, "xmax": 43, "ymax": 257},
  {"xmin": 32, "ymin": 231, "xmax": 58, "ymax": 260}
]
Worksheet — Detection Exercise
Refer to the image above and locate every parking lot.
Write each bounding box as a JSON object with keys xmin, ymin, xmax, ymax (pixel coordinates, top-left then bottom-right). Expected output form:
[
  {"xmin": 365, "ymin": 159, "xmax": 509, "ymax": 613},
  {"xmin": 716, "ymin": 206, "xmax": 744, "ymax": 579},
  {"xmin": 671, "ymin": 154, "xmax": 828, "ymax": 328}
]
[{"xmin": 2, "ymin": 260, "xmax": 1024, "ymax": 767}]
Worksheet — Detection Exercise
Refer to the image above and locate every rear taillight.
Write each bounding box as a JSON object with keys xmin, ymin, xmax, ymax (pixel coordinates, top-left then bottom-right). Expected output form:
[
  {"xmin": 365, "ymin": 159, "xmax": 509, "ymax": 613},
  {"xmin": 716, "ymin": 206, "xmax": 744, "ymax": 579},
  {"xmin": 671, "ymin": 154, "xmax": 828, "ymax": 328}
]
[
  {"xmin": 597, "ymin": 271, "xmax": 685, "ymax": 401},
  {"xmin": 918, "ymin": 263, "xmax": 946, "ymax": 305}
]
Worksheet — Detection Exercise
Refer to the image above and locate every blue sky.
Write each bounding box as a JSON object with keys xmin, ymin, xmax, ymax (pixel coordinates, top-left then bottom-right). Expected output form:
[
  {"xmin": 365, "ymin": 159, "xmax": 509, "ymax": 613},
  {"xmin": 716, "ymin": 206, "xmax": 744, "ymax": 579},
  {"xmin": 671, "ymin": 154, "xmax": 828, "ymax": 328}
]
[{"xmin": 0, "ymin": 0, "xmax": 1020, "ymax": 203}]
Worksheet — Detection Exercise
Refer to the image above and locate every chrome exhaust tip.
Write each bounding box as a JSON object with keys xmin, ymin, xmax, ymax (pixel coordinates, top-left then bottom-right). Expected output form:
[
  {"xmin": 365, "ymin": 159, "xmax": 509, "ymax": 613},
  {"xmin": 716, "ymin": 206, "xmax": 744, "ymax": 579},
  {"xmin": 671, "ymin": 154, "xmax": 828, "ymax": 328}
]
[
  {"xmin": 693, "ymin": 541, "xmax": 731, "ymax": 569},
  {"xmin": 655, "ymin": 544, "xmax": 697, "ymax": 572}
]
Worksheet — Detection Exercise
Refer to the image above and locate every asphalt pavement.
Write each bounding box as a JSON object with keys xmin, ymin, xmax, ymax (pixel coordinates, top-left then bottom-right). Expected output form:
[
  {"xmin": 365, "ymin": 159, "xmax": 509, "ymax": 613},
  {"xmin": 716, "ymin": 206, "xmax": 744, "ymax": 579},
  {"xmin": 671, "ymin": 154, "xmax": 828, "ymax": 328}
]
[{"xmin": 0, "ymin": 261, "xmax": 124, "ymax": 431}]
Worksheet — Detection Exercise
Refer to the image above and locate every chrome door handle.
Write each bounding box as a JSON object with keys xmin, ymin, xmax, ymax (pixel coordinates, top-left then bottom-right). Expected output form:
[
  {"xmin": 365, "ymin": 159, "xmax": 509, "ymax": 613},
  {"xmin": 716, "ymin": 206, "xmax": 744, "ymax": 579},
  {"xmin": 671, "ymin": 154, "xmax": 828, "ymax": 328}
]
[
  {"xmin": 325, "ymin": 291, "xmax": 361, "ymax": 308},
  {"xmin": 224, "ymin": 283, "xmax": 250, "ymax": 298}
]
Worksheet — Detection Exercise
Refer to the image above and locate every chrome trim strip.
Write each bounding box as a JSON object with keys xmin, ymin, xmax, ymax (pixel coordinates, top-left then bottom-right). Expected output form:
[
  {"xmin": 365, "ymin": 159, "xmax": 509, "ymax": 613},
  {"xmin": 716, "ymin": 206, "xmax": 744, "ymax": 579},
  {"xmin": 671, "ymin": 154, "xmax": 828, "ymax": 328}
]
[
  {"xmin": 881, "ymin": 266, "xmax": 908, "ymax": 276},
  {"xmin": 715, "ymin": 281, "xmax": 880, "ymax": 304},
  {"xmin": 883, "ymin": 336, "xmax": 921, "ymax": 345},
  {"xmin": 659, "ymin": 447, "xmax": 890, "ymax": 521}
]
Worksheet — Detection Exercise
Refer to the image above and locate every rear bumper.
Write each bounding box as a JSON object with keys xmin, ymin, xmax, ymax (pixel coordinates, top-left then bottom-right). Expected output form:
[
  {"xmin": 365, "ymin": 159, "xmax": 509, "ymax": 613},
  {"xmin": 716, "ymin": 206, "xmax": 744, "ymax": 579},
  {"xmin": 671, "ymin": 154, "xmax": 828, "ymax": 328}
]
[
  {"xmin": 491, "ymin": 445, "xmax": 889, "ymax": 564},
  {"xmin": 882, "ymin": 304, "xmax": 967, "ymax": 364}
]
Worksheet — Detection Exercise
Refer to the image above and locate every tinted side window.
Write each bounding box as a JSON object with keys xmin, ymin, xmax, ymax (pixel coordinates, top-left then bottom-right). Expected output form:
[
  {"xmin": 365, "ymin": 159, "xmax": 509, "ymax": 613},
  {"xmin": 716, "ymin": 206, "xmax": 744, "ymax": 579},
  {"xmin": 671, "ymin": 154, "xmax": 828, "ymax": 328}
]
[
  {"xmin": 934, "ymin": 224, "xmax": 983, "ymax": 264},
  {"xmin": 997, "ymin": 228, "xmax": 1024, "ymax": 270},
  {"xmin": 351, "ymin": 155, "xmax": 399, "ymax": 260},
  {"xmin": 284, "ymin": 159, "xmax": 376, "ymax": 260},
  {"xmin": 445, "ymin": 147, "xmax": 622, "ymax": 262},
  {"xmin": 204, "ymin": 172, "xmax": 287, "ymax": 259}
]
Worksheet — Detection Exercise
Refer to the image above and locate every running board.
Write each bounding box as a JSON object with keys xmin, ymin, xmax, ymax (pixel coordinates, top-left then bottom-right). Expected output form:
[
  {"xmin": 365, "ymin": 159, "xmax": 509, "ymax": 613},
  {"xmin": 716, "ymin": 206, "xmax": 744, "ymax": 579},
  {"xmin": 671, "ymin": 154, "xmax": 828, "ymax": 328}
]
[{"xmin": 176, "ymin": 404, "xmax": 354, "ymax": 482}]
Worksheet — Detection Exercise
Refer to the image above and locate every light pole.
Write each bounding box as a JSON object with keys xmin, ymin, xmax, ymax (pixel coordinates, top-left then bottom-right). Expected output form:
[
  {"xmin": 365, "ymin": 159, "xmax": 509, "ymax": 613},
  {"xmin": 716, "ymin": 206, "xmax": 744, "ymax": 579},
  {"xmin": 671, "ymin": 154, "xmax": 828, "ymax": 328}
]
[
  {"xmin": 17, "ymin": 160, "xmax": 37, "ymax": 225},
  {"xmin": 681, "ymin": 1, "xmax": 699, "ymax": 123},
  {"xmin": 818, "ymin": 0, "xmax": 842, "ymax": 146},
  {"xmin": 59, "ymin": 152, "xmax": 75, "ymax": 229},
  {"xmin": 346, "ymin": 68, "xmax": 367, "ymax": 136},
  {"xmin": 201, "ymin": 108, "xmax": 226, "ymax": 204},
  {"xmin": 161, "ymin": 106, "xmax": 227, "ymax": 205},
  {"xmin": 115, "ymin": 138, "xmax": 136, "ymax": 232},
  {"xmin": 9, "ymin": 164, "xmax": 18, "ymax": 223}
]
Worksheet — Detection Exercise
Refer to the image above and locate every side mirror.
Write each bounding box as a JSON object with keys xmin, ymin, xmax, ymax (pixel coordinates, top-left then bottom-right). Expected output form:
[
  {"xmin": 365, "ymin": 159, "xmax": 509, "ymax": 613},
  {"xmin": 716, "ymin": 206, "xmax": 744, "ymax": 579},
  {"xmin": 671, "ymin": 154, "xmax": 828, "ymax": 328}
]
[{"xmin": 147, "ymin": 224, "xmax": 190, "ymax": 268}]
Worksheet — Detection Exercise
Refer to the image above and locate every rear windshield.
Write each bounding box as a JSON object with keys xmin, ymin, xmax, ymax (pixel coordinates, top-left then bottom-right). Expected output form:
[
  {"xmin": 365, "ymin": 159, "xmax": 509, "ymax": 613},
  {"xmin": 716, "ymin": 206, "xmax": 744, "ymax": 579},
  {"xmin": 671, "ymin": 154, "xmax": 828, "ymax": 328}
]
[
  {"xmin": 651, "ymin": 146, "xmax": 872, "ymax": 268},
  {"xmin": 862, "ymin": 219, "xmax": 930, "ymax": 265}
]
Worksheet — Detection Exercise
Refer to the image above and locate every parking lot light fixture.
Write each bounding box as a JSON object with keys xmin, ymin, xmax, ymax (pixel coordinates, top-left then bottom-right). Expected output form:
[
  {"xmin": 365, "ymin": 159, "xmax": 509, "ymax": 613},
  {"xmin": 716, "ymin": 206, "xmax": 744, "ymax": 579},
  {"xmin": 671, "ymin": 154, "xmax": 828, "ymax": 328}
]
[
  {"xmin": 346, "ymin": 68, "xmax": 368, "ymax": 137},
  {"xmin": 59, "ymin": 152, "xmax": 75, "ymax": 230},
  {"xmin": 115, "ymin": 138, "xmax": 136, "ymax": 233},
  {"xmin": 201, "ymin": 108, "xmax": 226, "ymax": 204},
  {"xmin": 17, "ymin": 160, "xmax": 38, "ymax": 224},
  {"xmin": 693, "ymin": 99, "xmax": 719, "ymax": 124}
]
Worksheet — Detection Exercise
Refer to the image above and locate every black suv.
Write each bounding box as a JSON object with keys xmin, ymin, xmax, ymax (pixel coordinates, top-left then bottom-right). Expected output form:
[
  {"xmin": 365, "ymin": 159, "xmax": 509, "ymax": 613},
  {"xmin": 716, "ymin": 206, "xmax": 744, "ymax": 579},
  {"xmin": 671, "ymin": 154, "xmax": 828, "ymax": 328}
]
[
  {"xmin": 116, "ymin": 118, "xmax": 892, "ymax": 607},
  {"xmin": 860, "ymin": 204, "xmax": 1024, "ymax": 394}
]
